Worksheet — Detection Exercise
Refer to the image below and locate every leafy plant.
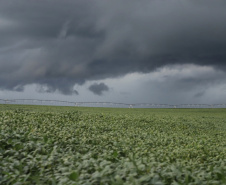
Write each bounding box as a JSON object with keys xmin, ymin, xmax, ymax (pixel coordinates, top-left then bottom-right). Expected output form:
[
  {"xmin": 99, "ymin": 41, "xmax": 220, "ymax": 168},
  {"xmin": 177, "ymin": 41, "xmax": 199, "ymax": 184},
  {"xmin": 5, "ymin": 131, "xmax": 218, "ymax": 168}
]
[{"xmin": 0, "ymin": 106, "xmax": 226, "ymax": 184}]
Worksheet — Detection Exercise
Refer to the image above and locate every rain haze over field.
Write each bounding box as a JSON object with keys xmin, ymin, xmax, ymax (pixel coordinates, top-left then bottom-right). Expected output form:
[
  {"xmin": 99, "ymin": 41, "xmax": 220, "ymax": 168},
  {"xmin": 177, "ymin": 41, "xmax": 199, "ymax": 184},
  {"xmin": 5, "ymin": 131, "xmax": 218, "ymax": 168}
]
[{"xmin": 1, "ymin": 0, "xmax": 226, "ymax": 105}]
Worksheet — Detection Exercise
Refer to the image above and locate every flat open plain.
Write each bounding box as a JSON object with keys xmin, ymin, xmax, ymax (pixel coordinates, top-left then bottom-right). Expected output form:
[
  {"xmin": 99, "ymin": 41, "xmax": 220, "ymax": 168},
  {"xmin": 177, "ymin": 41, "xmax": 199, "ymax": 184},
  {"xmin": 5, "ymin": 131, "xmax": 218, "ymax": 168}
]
[{"xmin": 0, "ymin": 104, "xmax": 226, "ymax": 184}]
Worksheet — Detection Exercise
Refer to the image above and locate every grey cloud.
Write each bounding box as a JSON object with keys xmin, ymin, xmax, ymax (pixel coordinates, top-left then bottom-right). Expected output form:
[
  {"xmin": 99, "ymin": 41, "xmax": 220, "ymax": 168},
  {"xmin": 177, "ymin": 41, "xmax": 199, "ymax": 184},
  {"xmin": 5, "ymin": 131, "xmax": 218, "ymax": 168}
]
[
  {"xmin": 155, "ymin": 66, "xmax": 226, "ymax": 93},
  {"xmin": 194, "ymin": 91, "xmax": 205, "ymax": 98},
  {"xmin": 89, "ymin": 83, "xmax": 109, "ymax": 95},
  {"xmin": 36, "ymin": 82, "xmax": 79, "ymax": 95},
  {"xmin": 1, "ymin": 0, "xmax": 226, "ymax": 94}
]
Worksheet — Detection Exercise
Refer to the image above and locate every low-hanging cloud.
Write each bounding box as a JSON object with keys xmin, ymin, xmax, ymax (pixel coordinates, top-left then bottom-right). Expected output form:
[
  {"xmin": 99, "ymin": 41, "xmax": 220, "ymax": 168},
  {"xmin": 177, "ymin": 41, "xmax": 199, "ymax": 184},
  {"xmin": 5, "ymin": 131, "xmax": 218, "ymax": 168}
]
[
  {"xmin": 1, "ymin": 0, "xmax": 226, "ymax": 94},
  {"xmin": 89, "ymin": 83, "xmax": 109, "ymax": 96}
]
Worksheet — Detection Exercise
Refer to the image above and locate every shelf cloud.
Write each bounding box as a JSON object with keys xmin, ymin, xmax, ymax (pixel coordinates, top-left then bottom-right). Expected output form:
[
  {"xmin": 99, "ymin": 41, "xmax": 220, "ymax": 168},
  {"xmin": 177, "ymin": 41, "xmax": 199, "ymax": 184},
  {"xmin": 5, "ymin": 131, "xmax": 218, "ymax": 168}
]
[{"xmin": 0, "ymin": 0, "xmax": 226, "ymax": 96}]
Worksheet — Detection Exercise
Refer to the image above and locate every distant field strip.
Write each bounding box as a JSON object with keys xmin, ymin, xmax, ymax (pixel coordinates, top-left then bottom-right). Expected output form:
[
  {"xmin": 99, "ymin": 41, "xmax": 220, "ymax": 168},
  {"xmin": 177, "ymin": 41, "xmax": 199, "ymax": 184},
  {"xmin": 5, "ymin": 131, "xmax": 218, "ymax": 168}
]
[{"xmin": 1, "ymin": 98, "xmax": 226, "ymax": 108}]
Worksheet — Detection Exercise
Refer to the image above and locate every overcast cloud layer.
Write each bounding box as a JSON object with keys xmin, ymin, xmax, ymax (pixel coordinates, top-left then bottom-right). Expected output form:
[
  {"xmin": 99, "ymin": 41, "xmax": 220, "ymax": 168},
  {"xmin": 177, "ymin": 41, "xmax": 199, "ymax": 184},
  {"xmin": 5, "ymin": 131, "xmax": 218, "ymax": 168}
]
[{"xmin": 0, "ymin": 0, "xmax": 226, "ymax": 103}]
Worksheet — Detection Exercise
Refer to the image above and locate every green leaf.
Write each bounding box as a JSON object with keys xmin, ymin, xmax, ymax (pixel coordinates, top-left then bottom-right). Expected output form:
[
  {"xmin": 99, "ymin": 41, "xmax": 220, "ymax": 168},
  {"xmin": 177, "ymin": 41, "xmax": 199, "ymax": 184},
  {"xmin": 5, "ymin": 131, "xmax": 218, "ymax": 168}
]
[
  {"xmin": 68, "ymin": 171, "xmax": 79, "ymax": 181},
  {"xmin": 113, "ymin": 150, "xmax": 118, "ymax": 158}
]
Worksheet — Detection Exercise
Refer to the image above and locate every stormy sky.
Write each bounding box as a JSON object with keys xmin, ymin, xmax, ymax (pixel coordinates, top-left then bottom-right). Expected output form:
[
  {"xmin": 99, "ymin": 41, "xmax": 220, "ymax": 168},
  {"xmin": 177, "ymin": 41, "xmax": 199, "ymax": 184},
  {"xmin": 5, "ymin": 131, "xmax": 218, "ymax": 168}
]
[{"xmin": 1, "ymin": 0, "xmax": 226, "ymax": 104}]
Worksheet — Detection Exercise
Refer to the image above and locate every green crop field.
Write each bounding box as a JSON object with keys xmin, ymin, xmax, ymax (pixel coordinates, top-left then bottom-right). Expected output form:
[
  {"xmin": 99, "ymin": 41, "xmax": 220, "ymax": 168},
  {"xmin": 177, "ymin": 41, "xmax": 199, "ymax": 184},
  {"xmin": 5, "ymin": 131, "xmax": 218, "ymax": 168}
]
[{"xmin": 0, "ymin": 104, "xmax": 226, "ymax": 184}]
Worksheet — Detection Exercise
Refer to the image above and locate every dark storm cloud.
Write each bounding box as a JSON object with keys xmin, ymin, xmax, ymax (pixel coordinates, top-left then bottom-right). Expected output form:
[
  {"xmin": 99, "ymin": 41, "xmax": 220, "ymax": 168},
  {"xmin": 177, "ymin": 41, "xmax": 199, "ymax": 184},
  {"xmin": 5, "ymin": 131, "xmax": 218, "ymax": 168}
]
[
  {"xmin": 89, "ymin": 83, "xmax": 109, "ymax": 96},
  {"xmin": 1, "ymin": 0, "xmax": 226, "ymax": 94}
]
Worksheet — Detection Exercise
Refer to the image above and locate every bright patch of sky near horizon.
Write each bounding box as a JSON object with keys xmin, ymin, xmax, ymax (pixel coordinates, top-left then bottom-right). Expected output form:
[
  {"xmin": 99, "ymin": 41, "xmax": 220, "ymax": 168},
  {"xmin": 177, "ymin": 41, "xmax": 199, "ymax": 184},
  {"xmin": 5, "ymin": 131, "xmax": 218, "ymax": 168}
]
[{"xmin": 1, "ymin": 64, "xmax": 226, "ymax": 104}]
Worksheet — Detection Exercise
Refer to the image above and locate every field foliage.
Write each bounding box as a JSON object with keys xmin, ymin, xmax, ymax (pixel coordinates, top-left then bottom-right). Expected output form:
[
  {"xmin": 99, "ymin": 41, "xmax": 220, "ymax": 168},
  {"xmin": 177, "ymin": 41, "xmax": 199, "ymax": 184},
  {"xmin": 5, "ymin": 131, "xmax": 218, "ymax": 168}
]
[{"xmin": 0, "ymin": 105, "xmax": 226, "ymax": 184}]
